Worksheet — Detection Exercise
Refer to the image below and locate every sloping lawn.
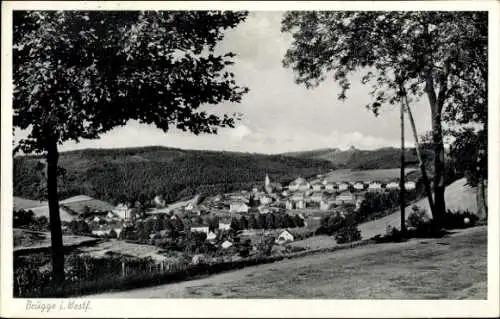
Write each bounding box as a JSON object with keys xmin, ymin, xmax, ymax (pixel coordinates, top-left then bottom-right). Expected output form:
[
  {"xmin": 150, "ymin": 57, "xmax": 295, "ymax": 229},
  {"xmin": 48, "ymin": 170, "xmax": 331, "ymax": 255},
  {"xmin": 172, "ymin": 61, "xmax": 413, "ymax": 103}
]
[{"xmin": 90, "ymin": 226, "xmax": 487, "ymax": 299}]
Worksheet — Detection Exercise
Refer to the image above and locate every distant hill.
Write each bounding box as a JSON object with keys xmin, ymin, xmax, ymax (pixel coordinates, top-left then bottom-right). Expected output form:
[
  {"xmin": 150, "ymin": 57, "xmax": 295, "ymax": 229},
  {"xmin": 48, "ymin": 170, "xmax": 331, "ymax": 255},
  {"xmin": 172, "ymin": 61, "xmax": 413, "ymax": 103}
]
[
  {"xmin": 14, "ymin": 146, "xmax": 334, "ymax": 204},
  {"xmin": 283, "ymin": 146, "xmax": 434, "ymax": 170}
]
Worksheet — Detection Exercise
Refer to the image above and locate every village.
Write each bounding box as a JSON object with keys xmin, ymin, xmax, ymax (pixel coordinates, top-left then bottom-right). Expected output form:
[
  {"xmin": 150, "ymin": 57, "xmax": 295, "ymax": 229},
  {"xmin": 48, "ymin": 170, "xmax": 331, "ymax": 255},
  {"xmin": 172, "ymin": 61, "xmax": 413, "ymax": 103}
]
[{"xmin": 15, "ymin": 172, "xmax": 417, "ymax": 258}]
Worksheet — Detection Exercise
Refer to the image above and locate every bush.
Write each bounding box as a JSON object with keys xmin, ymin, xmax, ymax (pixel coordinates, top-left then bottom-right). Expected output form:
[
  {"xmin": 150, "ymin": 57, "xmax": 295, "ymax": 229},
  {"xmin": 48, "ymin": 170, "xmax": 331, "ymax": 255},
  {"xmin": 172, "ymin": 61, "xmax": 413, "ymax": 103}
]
[
  {"xmin": 334, "ymin": 225, "xmax": 361, "ymax": 244},
  {"xmin": 443, "ymin": 209, "xmax": 478, "ymax": 229},
  {"xmin": 406, "ymin": 205, "xmax": 432, "ymax": 229},
  {"xmin": 316, "ymin": 214, "xmax": 346, "ymax": 236}
]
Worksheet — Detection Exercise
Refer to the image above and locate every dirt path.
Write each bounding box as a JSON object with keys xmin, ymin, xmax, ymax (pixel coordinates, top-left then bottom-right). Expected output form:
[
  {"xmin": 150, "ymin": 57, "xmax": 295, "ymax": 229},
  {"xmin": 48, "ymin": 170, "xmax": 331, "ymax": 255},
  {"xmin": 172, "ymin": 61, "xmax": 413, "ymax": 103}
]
[{"xmin": 89, "ymin": 226, "xmax": 486, "ymax": 299}]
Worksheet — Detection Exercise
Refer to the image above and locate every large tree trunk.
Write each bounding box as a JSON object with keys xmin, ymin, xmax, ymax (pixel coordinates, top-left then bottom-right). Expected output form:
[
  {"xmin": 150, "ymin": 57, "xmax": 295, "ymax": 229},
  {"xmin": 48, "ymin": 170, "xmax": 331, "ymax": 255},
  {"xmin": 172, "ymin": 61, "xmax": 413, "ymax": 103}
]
[
  {"xmin": 476, "ymin": 177, "xmax": 487, "ymax": 220},
  {"xmin": 425, "ymin": 73, "xmax": 446, "ymax": 228},
  {"xmin": 46, "ymin": 139, "xmax": 65, "ymax": 285}
]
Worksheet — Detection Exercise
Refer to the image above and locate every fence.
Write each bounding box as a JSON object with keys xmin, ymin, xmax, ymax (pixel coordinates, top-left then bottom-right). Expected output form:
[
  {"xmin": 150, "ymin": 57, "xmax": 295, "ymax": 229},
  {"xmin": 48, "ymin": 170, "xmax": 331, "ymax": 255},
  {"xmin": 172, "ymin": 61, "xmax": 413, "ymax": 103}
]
[{"xmin": 14, "ymin": 237, "xmax": 376, "ymax": 298}]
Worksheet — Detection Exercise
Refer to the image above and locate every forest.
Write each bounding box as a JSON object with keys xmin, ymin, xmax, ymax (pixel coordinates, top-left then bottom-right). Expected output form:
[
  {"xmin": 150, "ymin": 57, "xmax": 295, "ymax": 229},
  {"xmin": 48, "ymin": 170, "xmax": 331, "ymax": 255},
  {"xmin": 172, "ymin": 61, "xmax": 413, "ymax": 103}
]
[{"xmin": 14, "ymin": 146, "xmax": 334, "ymax": 205}]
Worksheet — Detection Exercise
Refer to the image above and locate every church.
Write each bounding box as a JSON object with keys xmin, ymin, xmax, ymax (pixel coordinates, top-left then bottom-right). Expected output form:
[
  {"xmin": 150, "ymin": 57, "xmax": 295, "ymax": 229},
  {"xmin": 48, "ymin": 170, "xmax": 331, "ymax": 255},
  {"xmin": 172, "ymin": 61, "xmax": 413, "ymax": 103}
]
[{"xmin": 264, "ymin": 173, "xmax": 282, "ymax": 194}]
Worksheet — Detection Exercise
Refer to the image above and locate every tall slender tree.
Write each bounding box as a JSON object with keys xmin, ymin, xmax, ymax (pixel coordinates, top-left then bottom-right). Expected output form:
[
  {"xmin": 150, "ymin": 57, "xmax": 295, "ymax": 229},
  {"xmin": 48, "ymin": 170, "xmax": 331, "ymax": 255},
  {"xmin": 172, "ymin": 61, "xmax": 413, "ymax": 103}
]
[
  {"xmin": 13, "ymin": 10, "xmax": 248, "ymax": 284},
  {"xmin": 282, "ymin": 11, "xmax": 487, "ymax": 227}
]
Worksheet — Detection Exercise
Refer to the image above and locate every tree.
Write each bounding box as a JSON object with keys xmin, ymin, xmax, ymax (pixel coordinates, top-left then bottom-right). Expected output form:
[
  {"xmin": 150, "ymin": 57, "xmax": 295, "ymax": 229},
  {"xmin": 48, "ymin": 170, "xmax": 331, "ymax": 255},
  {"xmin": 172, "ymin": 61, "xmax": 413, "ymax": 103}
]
[
  {"xmin": 13, "ymin": 10, "xmax": 248, "ymax": 283},
  {"xmin": 282, "ymin": 11, "xmax": 487, "ymax": 228},
  {"xmin": 247, "ymin": 214, "xmax": 257, "ymax": 229},
  {"xmin": 239, "ymin": 216, "xmax": 249, "ymax": 230},
  {"xmin": 448, "ymin": 128, "xmax": 488, "ymax": 218},
  {"xmin": 230, "ymin": 217, "xmax": 241, "ymax": 232},
  {"xmin": 265, "ymin": 213, "xmax": 276, "ymax": 229}
]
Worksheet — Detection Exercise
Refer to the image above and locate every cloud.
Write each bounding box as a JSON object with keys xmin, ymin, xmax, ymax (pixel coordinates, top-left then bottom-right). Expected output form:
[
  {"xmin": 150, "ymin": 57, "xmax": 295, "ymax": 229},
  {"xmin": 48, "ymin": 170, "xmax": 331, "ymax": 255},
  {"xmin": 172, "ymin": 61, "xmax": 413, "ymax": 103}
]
[{"xmin": 14, "ymin": 11, "xmax": 430, "ymax": 156}]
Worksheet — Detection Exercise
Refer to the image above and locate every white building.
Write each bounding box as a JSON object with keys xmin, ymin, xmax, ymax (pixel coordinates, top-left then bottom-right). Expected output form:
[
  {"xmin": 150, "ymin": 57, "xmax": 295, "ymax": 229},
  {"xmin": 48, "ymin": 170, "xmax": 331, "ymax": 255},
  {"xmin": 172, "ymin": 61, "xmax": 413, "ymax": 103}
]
[
  {"xmin": 368, "ymin": 182, "xmax": 382, "ymax": 192},
  {"xmin": 386, "ymin": 181, "xmax": 400, "ymax": 189},
  {"xmin": 190, "ymin": 226, "xmax": 210, "ymax": 235},
  {"xmin": 218, "ymin": 222, "xmax": 231, "ymax": 231},
  {"xmin": 221, "ymin": 240, "xmax": 233, "ymax": 249},
  {"xmin": 206, "ymin": 231, "xmax": 217, "ymax": 242},
  {"xmin": 275, "ymin": 230, "xmax": 294, "ymax": 244},
  {"xmin": 320, "ymin": 200, "xmax": 335, "ymax": 211},
  {"xmin": 288, "ymin": 177, "xmax": 311, "ymax": 191},
  {"xmin": 259, "ymin": 195, "xmax": 273, "ymax": 205},
  {"xmin": 404, "ymin": 181, "xmax": 417, "ymax": 190},
  {"xmin": 310, "ymin": 192, "xmax": 324, "ymax": 203},
  {"xmin": 338, "ymin": 182, "xmax": 349, "ymax": 192},
  {"xmin": 325, "ymin": 182, "xmax": 336, "ymax": 191},
  {"xmin": 335, "ymin": 192, "xmax": 356, "ymax": 204},
  {"xmin": 353, "ymin": 182, "xmax": 365, "ymax": 191},
  {"xmin": 295, "ymin": 199, "xmax": 306, "ymax": 209},
  {"xmin": 229, "ymin": 201, "xmax": 249, "ymax": 213},
  {"xmin": 311, "ymin": 183, "xmax": 323, "ymax": 191},
  {"xmin": 113, "ymin": 203, "xmax": 132, "ymax": 220}
]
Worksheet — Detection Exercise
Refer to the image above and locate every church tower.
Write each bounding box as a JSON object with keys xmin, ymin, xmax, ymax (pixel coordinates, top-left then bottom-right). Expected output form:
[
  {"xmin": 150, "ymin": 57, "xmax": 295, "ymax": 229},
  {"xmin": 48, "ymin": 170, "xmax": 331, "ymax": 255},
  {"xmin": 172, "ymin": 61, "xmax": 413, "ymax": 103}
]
[{"xmin": 265, "ymin": 173, "xmax": 272, "ymax": 194}]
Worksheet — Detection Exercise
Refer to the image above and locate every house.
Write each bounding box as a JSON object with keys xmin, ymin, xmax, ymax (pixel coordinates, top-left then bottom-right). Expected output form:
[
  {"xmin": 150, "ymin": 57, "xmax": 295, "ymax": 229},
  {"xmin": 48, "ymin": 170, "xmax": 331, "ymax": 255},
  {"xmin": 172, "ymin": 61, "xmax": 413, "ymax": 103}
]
[
  {"xmin": 259, "ymin": 195, "xmax": 273, "ymax": 205},
  {"xmin": 206, "ymin": 231, "xmax": 217, "ymax": 242},
  {"xmin": 91, "ymin": 229, "xmax": 110, "ymax": 237},
  {"xmin": 386, "ymin": 181, "xmax": 400, "ymax": 189},
  {"xmin": 218, "ymin": 222, "xmax": 231, "ymax": 231},
  {"xmin": 281, "ymin": 190, "xmax": 289, "ymax": 197},
  {"xmin": 106, "ymin": 212, "xmax": 117, "ymax": 220},
  {"xmin": 353, "ymin": 182, "xmax": 365, "ymax": 191},
  {"xmin": 113, "ymin": 203, "xmax": 132, "ymax": 220},
  {"xmin": 229, "ymin": 201, "xmax": 249, "ymax": 213},
  {"xmin": 185, "ymin": 202, "xmax": 195, "ymax": 211},
  {"xmin": 285, "ymin": 200, "xmax": 293, "ymax": 210},
  {"xmin": 310, "ymin": 192, "xmax": 324, "ymax": 203},
  {"xmin": 288, "ymin": 177, "xmax": 310, "ymax": 191},
  {"xmin": 259, "ymin": 206, "xmax": 271, "ymax": 214},
  {"xmin": 325, "ymin": 182, "xmax": 336, "ymax": 191},
  {"xmin": 221, "ymin": 240, "xmax": 233, "ymax": 249},
  {"xmin": 335, "ymin": 191, "xmax": 356, "ymax": 205},
  {"xmin": 368, "ymin": 181, "xmax": 382, "ymax": 192},
  {"xmin": 114, "ymin": 228, "xmax": 123, "ymax": 239},
  {"xmin": 321, "ymin": 179, "xmax": 329, "ymax": 185},
  {"xmin": 404, "ymin": 181, "xmax": 417, "ymax": 190},
  {"xmin": 275, "ymin": 230, "xmax": 294, "ymax": 244},
  {"xmin": 295, "ymin": 199, "xmax": 306, "ymax": 209},
  {"xmin": 190, "ymin": 226, "xmax": 210, "ymax": 235},
  {"xmin": 338, "ymin": 182, "xmax": 349, "ymax": 192},
  {"xmin": 153, "ymin": 195, "xmax": 166, "ymax": 208},
  {"xmin": 320, "ymin": 199, "xmax": 335, "ymax": 211},
  {"xmin": 311, "ymin": 182, "xmax": 323, "ymax": 191}
]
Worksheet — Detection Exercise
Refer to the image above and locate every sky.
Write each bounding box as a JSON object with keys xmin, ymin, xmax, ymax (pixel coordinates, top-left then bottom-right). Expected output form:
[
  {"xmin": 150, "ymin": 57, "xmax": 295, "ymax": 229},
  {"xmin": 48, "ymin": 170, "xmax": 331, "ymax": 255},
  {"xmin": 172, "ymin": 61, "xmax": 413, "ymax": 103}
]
[{"xmin": 14, "ymin": 11, "xmax": 432, "ymax": 154}]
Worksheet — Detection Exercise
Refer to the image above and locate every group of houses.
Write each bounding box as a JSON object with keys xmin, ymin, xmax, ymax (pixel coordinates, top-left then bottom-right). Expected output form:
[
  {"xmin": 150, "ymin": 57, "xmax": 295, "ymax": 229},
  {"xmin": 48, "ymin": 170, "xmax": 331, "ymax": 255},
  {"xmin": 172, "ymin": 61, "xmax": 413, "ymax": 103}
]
[{"xmin": 218, "ymin": 174, "xmax": 418, "ymax": 215}]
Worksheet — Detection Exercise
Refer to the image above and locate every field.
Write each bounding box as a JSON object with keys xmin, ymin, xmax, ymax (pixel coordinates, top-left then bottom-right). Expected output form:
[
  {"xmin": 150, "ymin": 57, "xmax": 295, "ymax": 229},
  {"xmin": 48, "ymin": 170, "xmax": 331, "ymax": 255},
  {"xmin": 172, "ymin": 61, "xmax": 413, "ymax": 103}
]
[
  {"xmin": 316, "ymin": 168, "xmax": 417, "ymax": 183},
  {"xmin": 13, "ymin": 228, "xmax": 99, "ymax": 251},
  {"xmin": 90, "ymin": 225, "xmax": 487, "ymax": 299},
  {"xmin": 13, "ymin": 196, "xmax": 47, "ymax": 210},
  {"xmin": 14, "ymin": 195, "xmax": 116, "ymax": 221},
  {"xmin": 77, "ymin": 240, "xmax": 180, "ymax": 262}
]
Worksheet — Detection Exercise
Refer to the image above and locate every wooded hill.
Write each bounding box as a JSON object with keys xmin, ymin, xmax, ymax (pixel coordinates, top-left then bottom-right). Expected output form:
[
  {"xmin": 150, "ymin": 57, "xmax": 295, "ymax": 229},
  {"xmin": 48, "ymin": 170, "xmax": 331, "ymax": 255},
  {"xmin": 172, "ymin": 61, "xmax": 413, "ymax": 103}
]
[
  {"xmin": 14, "ymin": 146, "xmax": 333, "ymax": 205},
  {"xmin": 14, "ymin": 145, "xmax": 441, "ymax": 205},
  {"xmin": 282, "ymin": 146, "xmax": 434, "ymax": 170}
]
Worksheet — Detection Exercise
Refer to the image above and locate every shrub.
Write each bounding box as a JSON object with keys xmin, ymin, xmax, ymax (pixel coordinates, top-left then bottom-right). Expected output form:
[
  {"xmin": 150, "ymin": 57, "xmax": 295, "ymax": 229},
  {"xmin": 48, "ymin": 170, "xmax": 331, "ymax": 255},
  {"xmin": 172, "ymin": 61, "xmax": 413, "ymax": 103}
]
[
  {"xmin": 442, "ymin": 209, "xmax": 479, "ymax": 229},
  {"xmin": 334, "ymin": 225, "xmax": 361, "ymax": 244},
  {"xmin": 406, "ymin": 205, "xmax": 432, "ymax": 230}
]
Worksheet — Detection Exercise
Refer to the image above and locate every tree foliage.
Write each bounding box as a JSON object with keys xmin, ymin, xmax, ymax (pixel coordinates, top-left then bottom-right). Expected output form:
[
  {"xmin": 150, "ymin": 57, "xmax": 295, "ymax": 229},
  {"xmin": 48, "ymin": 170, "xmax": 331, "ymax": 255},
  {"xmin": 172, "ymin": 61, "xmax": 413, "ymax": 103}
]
[
  {"xmin": 14, "ymin": 10, "xmax": 249, "ymax": 153},
  {"xmin": 13, "ymin": 10, "xmax": 250, "ymax": 284},
  {"xmin": 281, "ymin": 11, "xmax": 487, "ymax": 224}
]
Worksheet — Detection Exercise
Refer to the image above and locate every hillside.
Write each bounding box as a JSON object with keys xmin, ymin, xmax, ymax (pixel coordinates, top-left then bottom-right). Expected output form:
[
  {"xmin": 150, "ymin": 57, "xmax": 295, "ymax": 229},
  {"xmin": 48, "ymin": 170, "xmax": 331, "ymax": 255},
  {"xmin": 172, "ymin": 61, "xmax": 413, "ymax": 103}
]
[
  {"xmin": 283, "ymin": 146, "xmax": 433, "ymax": 170},
  {"xmin": 14, "ymin": 146, "xmax": 334, "ymax": 204}
]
